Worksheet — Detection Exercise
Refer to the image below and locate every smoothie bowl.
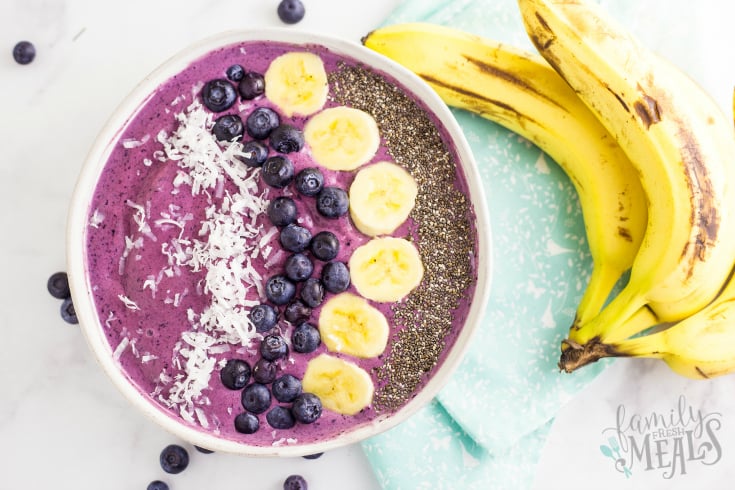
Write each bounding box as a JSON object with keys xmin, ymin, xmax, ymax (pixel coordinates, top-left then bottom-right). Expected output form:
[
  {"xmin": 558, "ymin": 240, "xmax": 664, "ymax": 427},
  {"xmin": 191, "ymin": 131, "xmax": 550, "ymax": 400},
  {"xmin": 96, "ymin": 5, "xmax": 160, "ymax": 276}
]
[{"xmin": 66, "ymin": 29, "xmax": 491, "ymax": 456}]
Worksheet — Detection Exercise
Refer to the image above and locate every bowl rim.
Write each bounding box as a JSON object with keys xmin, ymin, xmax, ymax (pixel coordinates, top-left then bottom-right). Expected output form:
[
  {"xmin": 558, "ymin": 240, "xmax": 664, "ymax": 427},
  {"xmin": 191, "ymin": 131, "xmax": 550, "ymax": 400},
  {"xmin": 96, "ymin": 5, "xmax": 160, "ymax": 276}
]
[{"xmin": 66, "ymin": 27, "xmax": 492, "ymax": 457}]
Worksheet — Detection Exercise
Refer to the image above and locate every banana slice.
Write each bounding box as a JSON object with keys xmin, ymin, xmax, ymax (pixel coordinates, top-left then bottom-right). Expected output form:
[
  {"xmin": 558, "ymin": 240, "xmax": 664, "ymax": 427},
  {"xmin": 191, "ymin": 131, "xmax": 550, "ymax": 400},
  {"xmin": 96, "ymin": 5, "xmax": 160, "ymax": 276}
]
[
  {"xmin": 349, "ymin": 237, "xmax": 423, "ymax": 302},
  {"xmin": 318, "ymin": 292, "xmax": 389, "ymax": 358},
  {"xmin": 301, "ymin": 354, "xmax": 374, "ymax": 415},
  {"xmin": 349, "ymin": 161, "xmax": 418, "ymax": 236},
  {"xmin": 264, "ymin": 52, "xmax": 328, "ymax": 117},
  {"xmin": 303, "ymin": 106, "xmax": 380, "ymax": 171}
]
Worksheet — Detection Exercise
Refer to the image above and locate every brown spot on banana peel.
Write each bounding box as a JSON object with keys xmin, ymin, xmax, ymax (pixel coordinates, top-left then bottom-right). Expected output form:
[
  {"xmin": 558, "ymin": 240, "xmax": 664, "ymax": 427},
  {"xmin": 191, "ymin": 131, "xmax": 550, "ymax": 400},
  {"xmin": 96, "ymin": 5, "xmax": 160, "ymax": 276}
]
[
  {"xmin": 617, "ymin": 226, "xmax": 633, "ymax": 242},
  {"xmin": 462, "ymin": 55, "xmax": 566, "ymax": 112},
  {"xmin": 633, "ymin": 93, "xmax": 662, "ymax": 129},
  {"xmin": 695, "ymin": 366, "xmax": 710, "ymax": 379}
]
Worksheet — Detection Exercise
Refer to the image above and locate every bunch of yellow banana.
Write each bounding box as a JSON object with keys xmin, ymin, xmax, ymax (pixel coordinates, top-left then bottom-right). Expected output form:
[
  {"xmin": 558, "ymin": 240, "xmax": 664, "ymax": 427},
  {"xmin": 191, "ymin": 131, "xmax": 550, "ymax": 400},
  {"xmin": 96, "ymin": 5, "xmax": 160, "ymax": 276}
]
[{"xmin": 364, "ymin": 0, "xmax": 735, "ymax": 379}]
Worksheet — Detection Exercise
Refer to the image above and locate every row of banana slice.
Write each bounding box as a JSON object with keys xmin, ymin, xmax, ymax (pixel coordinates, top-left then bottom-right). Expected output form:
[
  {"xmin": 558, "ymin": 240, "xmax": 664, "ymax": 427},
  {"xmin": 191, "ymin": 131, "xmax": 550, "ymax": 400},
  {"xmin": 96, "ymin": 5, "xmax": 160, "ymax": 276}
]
[
  {"xmin": 262, "ymin": 51, "xmax": 425, "ymax": 414},
  {"xmin": 364, "ymin": 0, "xmax": 735, "ymax": 380}
]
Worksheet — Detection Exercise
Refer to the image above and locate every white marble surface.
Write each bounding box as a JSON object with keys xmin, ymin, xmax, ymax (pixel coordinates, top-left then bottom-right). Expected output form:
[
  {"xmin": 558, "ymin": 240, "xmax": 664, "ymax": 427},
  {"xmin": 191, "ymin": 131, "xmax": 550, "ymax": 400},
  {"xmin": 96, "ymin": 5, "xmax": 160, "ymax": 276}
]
[{"xmin": 2, "ymin": 0, "xmax": 735, "ymax": 489}]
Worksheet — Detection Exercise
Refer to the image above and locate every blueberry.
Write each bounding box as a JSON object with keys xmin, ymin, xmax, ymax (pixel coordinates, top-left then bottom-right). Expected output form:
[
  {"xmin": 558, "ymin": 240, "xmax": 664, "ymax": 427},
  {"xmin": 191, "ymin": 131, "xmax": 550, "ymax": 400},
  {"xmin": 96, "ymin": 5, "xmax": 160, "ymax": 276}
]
[
  {"xmin": 267, "ymin": 196, "xmax": 297, "ymax": 227},
  {"xmin": 60, "ymin": 297, "xmax": 78, "ymax": 324},
  {"xmin": 272, "ymin": 374, "xmax": 302, "ymax": 403},
  {"xmin": 201, "ymin": 79, "xmax": 237, "ymax": 112},
  {"xmin": 212, "ymin": 114, "xmax": 244, "ymax": 142},
  {"xmin": 249, "ymin": 303, "xmax": 278, "ymax": 332},
  {"xmin": 279, "ymin": 224, "xmax": 311, "ymax": 253},
  {"xmin": 252, "ymin": 358, "xmax": 278, "ymax": 384},
  {"xmin": 262, "ymin": 155, "xmax": 294, "ymax": 188},
  {"xmin": 147, "ymin": 481, "xmax": 169, "ymax": 490},
  {"xmin": 226, "ymin": 64, "xmax": 245, "ymax": 82},
  {"xmin": 241, "ymin": 383, "xmax": 272, "ymax": 414},
  {"xmin": 284, "ymin": 299, "xmax": 311, "ymax": 325},
  {"xmin": 291, "ymin": 322, "xmax": 320, "ymax": 354},
  {"xmin": 284, "ymin": 253, "xmax": 313, "ymax": 282},
  {"xmin": 309, "ymin": 231, "xmax": 339, "ymax": 261},
  {"xmin": 234, "ymin": 412, "xmax": 260, "ymax": 434},
  {"xmin": 220, "ymin": 359, "xmax": 251, "ymax": 390},
  {"xmin": 246, "ymin": 107, "xmax": 280, "ymax": 140},
  {"xmin": 159, "ymin": 444, "xmax": 189, "ymax": 474},
  {"xmin": 238, "ymin": 140, "xmax": 269, "ymax": 167},
  {"xmin": 321, "ymin": 262, "xmax": 350, "ymax": 293},
  {"xmin": 270, "ymin": 124, "xmax": 304, "ymax": 154},
  {"xmin": 316, "ymin": 187, "xmax": 349, "ymax": 218},
  {"xmin": 12, "ymin": 41, "xmax": 36, "ymax": 65},
  {"xmin": 302, "ymin": 452, "xmax": 323, "ymax": 460},
  {"xmin": 294, "ymin": 168, "xmax": 324, "ymax": 197},
  {"xmin": 260, "ymin": 334, "xmax": 289, "ymax": 361},
  {"xmin": 267, "ymin": 405, "xmax": 296, "ymax": 430},
  {"xmin": 300, "ymin": 278, "xmax": 325, "ymax": 308},
  {"xmin": 265, "ymin": 275, "xmax": 296, "ymax": 305},
  {"xmin": 291, "ymin": 393, "xmax": 322, "ymax": 424},
  {"xmin": 277, "ymin": 0, "xmax": 306, "ymax": 24},
  {"xmin": 194, "ymin": 445, "xmax": 214, "ymax": 454},
  {"xmin": 239, "ymin": 72, "xmax": 266, "ymax": 100},
  {"xmin": 47, "ymin": 271, "xmax": 70, "ymax": 299}
]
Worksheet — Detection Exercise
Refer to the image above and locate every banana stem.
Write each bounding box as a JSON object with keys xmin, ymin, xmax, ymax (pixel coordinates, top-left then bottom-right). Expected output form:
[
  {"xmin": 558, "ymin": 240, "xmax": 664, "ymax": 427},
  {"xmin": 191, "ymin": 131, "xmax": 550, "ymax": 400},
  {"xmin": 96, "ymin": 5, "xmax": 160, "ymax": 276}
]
[{"xmin": 558, "ymin": 337, "xmax": 622, "ymax": 372}]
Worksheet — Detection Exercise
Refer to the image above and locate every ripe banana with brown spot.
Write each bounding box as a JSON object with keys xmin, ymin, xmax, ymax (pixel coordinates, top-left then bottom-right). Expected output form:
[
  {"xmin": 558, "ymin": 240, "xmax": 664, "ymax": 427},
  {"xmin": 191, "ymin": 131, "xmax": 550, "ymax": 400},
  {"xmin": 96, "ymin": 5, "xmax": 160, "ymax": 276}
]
[
  {"xmin": 517, "ymin": 0, "xmax": 735, "ymax": 373},
  {"xmin": 363, "ymin": 22, "xmax": 648, "ymax": 328}
]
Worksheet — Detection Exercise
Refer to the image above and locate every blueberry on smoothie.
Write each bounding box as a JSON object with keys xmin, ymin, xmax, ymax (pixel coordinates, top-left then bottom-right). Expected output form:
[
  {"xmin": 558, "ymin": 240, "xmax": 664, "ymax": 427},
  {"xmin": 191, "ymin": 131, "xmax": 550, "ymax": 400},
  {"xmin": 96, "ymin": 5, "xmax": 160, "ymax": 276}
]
[
  {"xmin": 267, "ymin": 196, "xmax": 297, "ymax": 227},
  {"xmin": 246, "ymin": 107, "xmax": 280, "ymax": 140},
  {"xmin": 294, "ymin": 167, "xmax": 324, "ymax": 197},
  {"xmin": 291, "ymin": 393, "xmax": 323, "ymax": 424},
  {"xmin": 267, "ymin": 405, "xmax": 296, "ymax": 430},
  {"xmin": 321, "ymin": 261, "xmax": 350, "ymax": 293},
  {"xmin": 241, "ymin": 383, "xmax": 272, "ymax": 414},
  {"xmin": 234, "ymin": 412, "xmax": 260, "ymax": 434},
  {"xmin": 201, "ymin": 79, "xmax": 237, "ymax": 112},
  {"xmin": 265, "ymin": 275, "xmax": 297, "ymax": 305},
  {"xmin": 277, "ymin": 0, "xmax": 306, "ymax": 24},
  {"xmin": 316, "ymin": 186, "xmax": 349, "ymax": 218},
  {"xmin": 220, "ymin": 359, "xmax": 251, "ymax": 390},
  {"xmin": 300, "ymin": 278, "xmax": 325, "ymax": 308},
  {"xmin": 212, "ymin": 114, "xmax": 244, "ymax": 142},
  {"xmin": 47, "ymin": 271, "xmax": 71, "ymax": 299},
  {"xmin": 60, "ymin": 297, "xmax": 78, "ymax": 324},
  {"xmin": 147, "ymin": 481, "xmax": 169, "ymax": 490},
  {"xmin": 12, "ymin": 41, "xmax": 36, "ymax": 65},
  {"xmin": 272, "ymin": 374, "xmax": 302, "ymax": 403},
  {"xmin": 284, "ymin": 253, "xmax": 313, "ymax": 282},
  {"xmin": 238, "ymin": 140, "xmax": 269, "ymax": 167},
  {"xmin": 291, "ymin": 322, "xmax": 320, "ymax": 354},
  {"xmin": 249, "ymin": 303, "xmax": 278, "ymax": 332},
  {"xmin": 159, "ymin": 444, "xmax": 189, "ymax": 474},
  {"xmin": 283, "ymin": 299, "xmax": 311, "ymax": 325},
  {"xmin": 226, "ymin": 64, "xmax": 245, "ymax": 82},
  {"xmin": 262, "ymin": 155, "xmax": 295, "ymax": 188},
  {"xmin": 270, "ymin": 124, "xmax": 304, "ymax": 154},
  {"xmin": 309, "ymin": 231, "xmax": 339, "ymax": 261},
  {"xmin": 252, "ymin": 358, "xmax": 278, "ymax": 384},
  {"xmin": 260, "ymin": 334, "xmax": 289, "ymax": 361},
  {"xmin": 279, "ymin": 224, "xmax": 312, "ymax": 253},
  {"xmin": 238, "ymin": 71, "xmax": 266, "ymax": 100}
]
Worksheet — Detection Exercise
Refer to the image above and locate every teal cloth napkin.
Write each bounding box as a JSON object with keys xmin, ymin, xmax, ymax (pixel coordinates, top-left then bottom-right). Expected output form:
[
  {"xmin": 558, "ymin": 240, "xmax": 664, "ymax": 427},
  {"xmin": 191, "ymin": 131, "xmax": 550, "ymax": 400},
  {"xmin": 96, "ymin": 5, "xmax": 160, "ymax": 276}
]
[{"xmin": 360, "ymin": 0, "xmax": 614, "ymax": 487}]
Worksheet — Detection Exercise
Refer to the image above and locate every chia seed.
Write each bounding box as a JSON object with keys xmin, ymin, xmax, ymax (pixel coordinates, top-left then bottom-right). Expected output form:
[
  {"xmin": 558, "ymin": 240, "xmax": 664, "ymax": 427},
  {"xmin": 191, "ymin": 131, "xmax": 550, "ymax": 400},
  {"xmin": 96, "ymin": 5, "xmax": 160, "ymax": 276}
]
[{"xmin": 329, "ymin": 63, "xmax": 476, "ymax": 412}]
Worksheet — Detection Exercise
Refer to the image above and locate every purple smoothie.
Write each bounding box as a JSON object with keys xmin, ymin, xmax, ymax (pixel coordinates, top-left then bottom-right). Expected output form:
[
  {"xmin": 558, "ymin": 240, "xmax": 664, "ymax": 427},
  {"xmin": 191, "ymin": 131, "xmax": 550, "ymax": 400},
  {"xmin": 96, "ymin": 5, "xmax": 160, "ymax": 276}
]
[{"xmin": 84, "ymin": 40, "xmax": 478, "ymax": 448}]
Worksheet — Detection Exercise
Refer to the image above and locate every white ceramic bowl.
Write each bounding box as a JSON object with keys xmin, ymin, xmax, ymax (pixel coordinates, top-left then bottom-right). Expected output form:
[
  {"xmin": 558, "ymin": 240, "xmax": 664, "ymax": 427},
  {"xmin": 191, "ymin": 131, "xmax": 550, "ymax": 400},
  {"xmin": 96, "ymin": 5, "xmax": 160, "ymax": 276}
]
[{"xmin": 66, "ymin": 28, "xmax": 491, "ymax": 456}]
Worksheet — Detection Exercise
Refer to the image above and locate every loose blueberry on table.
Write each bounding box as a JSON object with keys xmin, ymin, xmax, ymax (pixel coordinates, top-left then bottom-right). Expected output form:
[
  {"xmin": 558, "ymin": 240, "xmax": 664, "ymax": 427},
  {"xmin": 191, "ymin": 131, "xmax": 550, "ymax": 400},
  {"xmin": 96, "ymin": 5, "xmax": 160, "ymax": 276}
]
[
  {"xmin": 47, "ymin": 271, "xmax": 71, "ymax": 299},
  {"xmin": 12, "ymin": 41, "xmax": 36, "ymax": 65},
  {"xmin": 277, "ymin": 0, "xmax": 306, "ymax": 24},
  {"xmin": 146, "ymin": 480, "xmax": 169, "ymax": 490},
  {"xmin": 283, "ymin": 473, "xmax": 309, "ymax": 490},
  {"xmin": 60, "ymin": 297, "xmax": 79, "ymax": 324},
  {"xmin": 159, "ymin": 444, "xmax": 189, "ymax": 474}
]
